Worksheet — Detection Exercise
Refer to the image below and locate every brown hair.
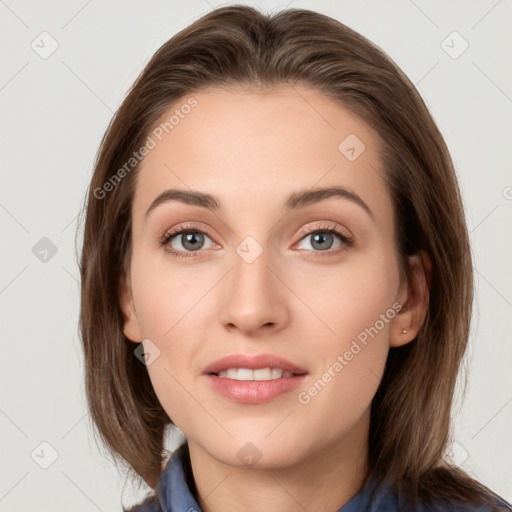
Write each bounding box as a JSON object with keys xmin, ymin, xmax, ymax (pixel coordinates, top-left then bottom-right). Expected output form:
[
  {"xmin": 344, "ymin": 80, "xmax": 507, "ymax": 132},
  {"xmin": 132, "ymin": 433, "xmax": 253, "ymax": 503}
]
[{"xmin": 78, "ymin": 4, "xmax": 510, "ymax": 510}]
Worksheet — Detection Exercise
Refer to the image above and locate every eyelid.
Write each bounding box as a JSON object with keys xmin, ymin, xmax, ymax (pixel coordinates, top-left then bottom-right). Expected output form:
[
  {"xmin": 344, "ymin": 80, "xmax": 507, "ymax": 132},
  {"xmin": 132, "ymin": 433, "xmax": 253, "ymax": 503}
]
[
  {"xmin": 294, "ymin": 221, "xmax": 353, "ymax": 245},
  {"xmin": 160, "ymin": 222, "xmax": 216, "ymax": 246}
]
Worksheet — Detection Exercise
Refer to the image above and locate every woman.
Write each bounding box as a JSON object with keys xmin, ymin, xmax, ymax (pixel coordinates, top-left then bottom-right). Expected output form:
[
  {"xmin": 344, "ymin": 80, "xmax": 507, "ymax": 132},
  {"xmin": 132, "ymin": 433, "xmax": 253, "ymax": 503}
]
[{"xmin": 78, "ymin": 5, "xmax": 511, "ymax": 511}]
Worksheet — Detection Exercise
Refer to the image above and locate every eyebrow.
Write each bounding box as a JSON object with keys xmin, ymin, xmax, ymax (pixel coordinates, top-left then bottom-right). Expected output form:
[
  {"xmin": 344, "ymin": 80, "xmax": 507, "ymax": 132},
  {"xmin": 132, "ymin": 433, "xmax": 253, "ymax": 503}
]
[{"xmin": 144, "ymin": 186, "xmax": 374, "ymax": 220}]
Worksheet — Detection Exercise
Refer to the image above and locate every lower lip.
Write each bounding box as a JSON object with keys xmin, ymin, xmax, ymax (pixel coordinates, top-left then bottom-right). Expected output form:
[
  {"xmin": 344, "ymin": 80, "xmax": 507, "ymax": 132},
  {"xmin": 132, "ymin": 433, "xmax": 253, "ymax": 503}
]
[{"xmin": 205, "ymin": 374, "xmax": 308, "ymax": 404}]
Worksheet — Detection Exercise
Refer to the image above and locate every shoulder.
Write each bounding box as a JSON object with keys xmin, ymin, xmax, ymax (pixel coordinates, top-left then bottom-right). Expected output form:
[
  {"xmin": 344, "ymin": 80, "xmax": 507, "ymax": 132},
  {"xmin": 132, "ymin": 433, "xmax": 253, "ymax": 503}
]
[
  {"xmin": 401, "ymin": 493, "xmax": 512, "ymax": 512},
  {"xmin": 358, "ymin": 477, "xmax": 512, "ymax": 512},
  {"xmin": 123, "ymin": 494, "xmax": 162, "ymax": 512},
  {"xmin": 412, "ymin": 495, "xmax": 512, "ymax": 512},
  {"xmin": 420, "ymin": 500, "xmax": 512, "ymax": 512},
  {"xmin": 380, "ymin": 494, "xmax": 512, "ymax": 512}
]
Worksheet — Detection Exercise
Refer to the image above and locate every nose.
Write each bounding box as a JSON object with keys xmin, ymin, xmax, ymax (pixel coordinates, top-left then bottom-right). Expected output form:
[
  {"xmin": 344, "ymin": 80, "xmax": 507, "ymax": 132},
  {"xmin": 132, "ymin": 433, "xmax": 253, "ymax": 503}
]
[{"xmin": 218, "ymin": 242, "xmax": 290, "ymax": 336}]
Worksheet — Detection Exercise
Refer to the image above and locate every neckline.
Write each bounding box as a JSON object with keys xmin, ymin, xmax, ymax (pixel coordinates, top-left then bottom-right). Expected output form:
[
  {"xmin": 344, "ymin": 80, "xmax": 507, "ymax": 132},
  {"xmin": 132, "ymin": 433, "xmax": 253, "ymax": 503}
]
[{"xmin": 157, "ymin": 442, "xmax": 396, "ymax": 511}]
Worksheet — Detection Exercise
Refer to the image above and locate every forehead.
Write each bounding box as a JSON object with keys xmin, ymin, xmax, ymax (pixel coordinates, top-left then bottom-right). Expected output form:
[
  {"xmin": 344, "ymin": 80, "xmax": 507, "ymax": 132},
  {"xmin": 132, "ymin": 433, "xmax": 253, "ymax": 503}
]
[{"xmin": 133, "ymin": 85, "xmax": 393, "ymax": 227}]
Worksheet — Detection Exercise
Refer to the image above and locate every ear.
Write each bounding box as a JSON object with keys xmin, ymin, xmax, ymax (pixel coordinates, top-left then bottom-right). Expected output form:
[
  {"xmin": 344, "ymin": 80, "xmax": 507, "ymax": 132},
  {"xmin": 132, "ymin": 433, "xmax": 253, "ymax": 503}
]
[
  {"xmin": 118, "ymin": 269, "xmax": 144, "ymax": 343},
  {"xmin": 389, "ymin": 250, "xmax": 432, "ymax": 348}
]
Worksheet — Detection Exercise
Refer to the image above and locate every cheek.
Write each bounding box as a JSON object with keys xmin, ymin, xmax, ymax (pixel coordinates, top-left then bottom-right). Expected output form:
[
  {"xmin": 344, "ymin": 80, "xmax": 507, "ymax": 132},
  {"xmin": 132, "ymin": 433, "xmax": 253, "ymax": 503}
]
[
  {"xmin": 295, "ymin": 276, "xmax": 393, "ymax": 441},
  {"xmin": 290, "ymin": 247, "xmax": 398, "ymax": 411},
  {"xmin": 130, "ymin": 247, "xmax": 203, "ymax": 338},
  {"xmin": 289, "ymin": 244, "xmax": 399, "ymax": 342},
  {"xmin": 129, "ymin": 248, "xmax": 211, "ymax": 417}
]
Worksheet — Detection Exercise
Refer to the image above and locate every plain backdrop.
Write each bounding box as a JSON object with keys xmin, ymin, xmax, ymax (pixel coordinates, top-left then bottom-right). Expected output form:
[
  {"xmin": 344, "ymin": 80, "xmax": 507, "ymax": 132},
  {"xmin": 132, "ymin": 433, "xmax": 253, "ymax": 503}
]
[{"xmin": 1, "ymin": 0, "xmax": 511, "ymax": 510}]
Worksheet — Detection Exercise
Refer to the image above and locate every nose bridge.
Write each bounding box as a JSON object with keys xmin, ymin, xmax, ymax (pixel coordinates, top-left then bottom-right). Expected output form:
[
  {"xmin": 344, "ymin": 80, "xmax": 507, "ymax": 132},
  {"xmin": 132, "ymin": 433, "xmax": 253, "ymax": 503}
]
[
  {"xmin": 219, "ymin": 232, "xmax": 287, "ymax": 332},
  {"xmin": 234, "ymin": 234, "xmax": 272, "ymax": 289},
  {"xmin": 233, "ymin": 233, "xmax": 275, "ymax": 303}
]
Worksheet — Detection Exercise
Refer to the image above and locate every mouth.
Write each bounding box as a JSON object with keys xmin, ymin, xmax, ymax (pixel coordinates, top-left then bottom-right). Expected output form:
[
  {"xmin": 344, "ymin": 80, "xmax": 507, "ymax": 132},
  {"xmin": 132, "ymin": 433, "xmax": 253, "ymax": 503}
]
[
  {"xmin": 203, "ymin": 354, "xmax": 308, "ymax": 404},
  {"xmin": 208, "ymin": 367, "xmax": 307, "ymax": 380},
  {"xmin": 203, "ymin": 353, "xmax": 308, "ymax": 377},
  {"xmin": 205, "ymin": 371, "xmax": 308, "ymax": 404}
]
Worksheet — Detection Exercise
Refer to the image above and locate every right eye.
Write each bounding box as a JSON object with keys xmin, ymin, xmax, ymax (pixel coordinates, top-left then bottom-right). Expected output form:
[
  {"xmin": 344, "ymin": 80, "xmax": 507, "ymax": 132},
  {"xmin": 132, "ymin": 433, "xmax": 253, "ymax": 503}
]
[{"xmin": 160, "ymin": 224, "xmax": 217, "ymax": 258}]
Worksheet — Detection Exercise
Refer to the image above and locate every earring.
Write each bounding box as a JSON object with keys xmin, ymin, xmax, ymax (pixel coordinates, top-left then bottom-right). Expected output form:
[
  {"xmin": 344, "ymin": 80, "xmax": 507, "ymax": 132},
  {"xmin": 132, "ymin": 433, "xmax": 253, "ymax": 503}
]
[{"xmin": 401, "ymin": 328, "xmax": 407, "ymax": 335}]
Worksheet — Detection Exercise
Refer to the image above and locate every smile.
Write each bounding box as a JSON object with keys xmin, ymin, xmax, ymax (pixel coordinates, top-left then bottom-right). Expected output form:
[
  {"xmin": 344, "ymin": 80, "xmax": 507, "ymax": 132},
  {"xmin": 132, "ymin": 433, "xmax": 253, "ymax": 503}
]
[{"xmin": 215, "ymin": 367, "xmax": 296, "ymax": 380}]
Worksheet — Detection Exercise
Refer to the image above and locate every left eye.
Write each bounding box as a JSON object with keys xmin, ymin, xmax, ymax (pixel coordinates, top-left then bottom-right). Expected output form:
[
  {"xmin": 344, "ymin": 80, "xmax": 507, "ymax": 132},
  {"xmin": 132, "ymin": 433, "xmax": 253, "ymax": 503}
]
[{"xmin": 295, "ymin": 229, "xmax": 348, "ymax": 252}]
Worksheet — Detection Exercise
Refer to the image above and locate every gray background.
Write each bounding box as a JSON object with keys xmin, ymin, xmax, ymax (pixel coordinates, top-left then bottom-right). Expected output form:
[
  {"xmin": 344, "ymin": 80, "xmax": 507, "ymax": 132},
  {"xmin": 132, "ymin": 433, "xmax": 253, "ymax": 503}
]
[{"xmin": 1, "ymin": 0, "xmax": 511, "ymax": 510}]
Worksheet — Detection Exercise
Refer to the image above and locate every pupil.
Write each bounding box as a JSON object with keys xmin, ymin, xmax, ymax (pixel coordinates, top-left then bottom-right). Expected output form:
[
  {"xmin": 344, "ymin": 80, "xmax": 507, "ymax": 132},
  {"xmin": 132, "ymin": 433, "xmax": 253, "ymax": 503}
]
[
  {"xmin": 312, "ymin": 232, "xmax": 332, "ymax": 250},
  {"xmin": 183, "ymin": 232, "xmax": 203, "ymax": 251}
]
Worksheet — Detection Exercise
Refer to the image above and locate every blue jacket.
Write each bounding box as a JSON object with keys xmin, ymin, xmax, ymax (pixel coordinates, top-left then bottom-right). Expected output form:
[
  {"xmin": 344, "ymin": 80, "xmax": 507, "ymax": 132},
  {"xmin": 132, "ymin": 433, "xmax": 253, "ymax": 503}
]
[{"xmin": 125, "ymin": 442, "xmax": 511, "ymax": 512}]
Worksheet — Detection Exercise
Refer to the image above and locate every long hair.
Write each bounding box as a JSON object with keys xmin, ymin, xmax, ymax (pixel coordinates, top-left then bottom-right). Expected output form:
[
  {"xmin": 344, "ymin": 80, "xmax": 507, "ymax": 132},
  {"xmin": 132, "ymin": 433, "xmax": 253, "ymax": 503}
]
[{"xmin": 77, "ymin": 5, "xmax": 510, "ymax": 509}]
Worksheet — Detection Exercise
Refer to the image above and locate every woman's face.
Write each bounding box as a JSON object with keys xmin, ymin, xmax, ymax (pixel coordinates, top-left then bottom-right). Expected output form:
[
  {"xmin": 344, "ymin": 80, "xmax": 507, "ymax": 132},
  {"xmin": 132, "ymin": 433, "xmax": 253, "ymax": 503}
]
[{"xmin": 120, "ymin": 85, "xmax": 421, "ymax": 469}]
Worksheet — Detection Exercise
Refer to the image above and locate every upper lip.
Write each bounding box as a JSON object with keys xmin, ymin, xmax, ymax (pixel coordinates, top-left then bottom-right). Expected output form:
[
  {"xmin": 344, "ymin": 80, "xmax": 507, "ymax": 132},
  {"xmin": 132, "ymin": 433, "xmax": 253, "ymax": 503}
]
[{"xmin": 203, "ymin": 354, "xmax": 308, "ymax": 375}]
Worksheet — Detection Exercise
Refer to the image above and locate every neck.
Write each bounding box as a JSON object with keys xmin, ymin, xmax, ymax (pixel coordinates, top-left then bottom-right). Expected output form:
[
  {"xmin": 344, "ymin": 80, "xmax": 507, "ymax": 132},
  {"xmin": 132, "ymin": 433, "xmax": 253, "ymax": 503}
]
[{"xmin": 187, "ymin": 408, "xmax": 370, "ymax": 512}]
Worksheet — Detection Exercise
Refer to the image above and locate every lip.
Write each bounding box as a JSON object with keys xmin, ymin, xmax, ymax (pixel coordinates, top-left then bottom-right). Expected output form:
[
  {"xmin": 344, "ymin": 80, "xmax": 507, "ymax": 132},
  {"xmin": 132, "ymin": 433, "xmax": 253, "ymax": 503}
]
[
  {"xmin": 202, "ymin": 353, "xmax": 308, "ymax": 375},
  {"xmin": 205, "ymin": 373, "xmax": 307, "ymax": 404}
]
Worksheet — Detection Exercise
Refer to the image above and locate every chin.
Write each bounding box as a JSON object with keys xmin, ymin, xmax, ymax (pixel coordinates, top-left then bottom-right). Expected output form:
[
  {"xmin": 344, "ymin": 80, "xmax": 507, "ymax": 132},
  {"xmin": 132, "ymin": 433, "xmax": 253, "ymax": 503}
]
[{"xmin": 197, "ymin": 436, "xmax": 305, "ymax": 471}]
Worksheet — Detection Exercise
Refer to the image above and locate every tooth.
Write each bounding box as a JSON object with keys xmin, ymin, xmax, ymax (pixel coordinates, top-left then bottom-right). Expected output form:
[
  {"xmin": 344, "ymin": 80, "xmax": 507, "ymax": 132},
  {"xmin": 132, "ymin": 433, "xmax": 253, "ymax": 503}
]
[
  {"xmin": 271, "ymin": 368, "xmax": 284, "ymax": 379},
  {"xmin": 226, "ymin": 368, "xmax": 239, "ymax": 379},
  {"xmin": 216, "ymin": 368, "xmax": 293, "ymax": 380},
  {"xmin": 253, "ymin": 368, "xmax": 272, "ymax": 381},
  {"xmin": 237, "ymin": 368, "xmax": 254, "ymax": 380}
]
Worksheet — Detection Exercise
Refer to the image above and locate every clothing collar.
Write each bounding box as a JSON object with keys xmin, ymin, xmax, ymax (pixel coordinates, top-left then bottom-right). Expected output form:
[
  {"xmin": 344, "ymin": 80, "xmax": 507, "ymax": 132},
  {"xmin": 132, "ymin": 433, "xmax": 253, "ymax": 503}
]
[
  {"xmin": 157, "ymin": 442, "xmax": 202, "ymax": 511},
  {"xmin": 157, "ymin": 442, "xmax": 400, "ymax": 512}
]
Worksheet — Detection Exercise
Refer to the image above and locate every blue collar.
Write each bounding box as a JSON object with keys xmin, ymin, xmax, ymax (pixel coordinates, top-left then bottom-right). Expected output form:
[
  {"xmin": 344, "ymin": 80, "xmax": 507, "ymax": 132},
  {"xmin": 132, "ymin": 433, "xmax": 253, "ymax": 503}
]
[
  {"xmin": 154, "ymin": 442, "xmax": 401, "ymax": 512},
  {"xmin": 131, "ymin": 442, "xmax": 510, "ymax": 511},
  {"xmin": 156, "ymin": 442, "xmax": 202, "ymax": 511}
]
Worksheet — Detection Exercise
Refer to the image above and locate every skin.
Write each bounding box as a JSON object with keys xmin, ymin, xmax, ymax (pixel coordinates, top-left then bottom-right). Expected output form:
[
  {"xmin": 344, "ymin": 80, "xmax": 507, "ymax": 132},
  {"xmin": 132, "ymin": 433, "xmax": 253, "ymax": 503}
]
[{"xmin": 119, "ymin": 85, "xmax": 430, "ymax": 512}]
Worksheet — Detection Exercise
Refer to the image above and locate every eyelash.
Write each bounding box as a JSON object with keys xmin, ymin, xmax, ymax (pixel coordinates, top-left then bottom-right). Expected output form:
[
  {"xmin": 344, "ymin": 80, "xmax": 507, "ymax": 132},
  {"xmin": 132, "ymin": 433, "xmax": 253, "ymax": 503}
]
[{"xmin": 159, "ymin": 222, "xmax": 354, "ymax": 259}]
